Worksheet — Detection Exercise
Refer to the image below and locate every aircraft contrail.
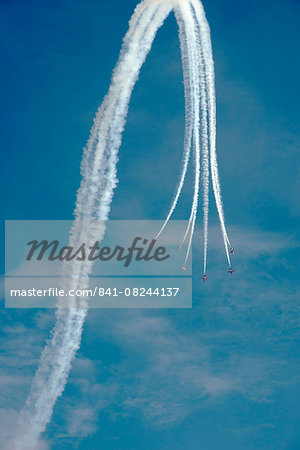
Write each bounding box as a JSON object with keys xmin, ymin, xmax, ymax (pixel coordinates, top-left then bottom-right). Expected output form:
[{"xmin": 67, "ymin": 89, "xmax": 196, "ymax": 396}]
[
  {"xmin": 9, "ymin": 1, "xmax": 232, "ymax": 448},
  {"xmin": 191, "ymin": 0, "xmax": 232, "ymax": 265}
]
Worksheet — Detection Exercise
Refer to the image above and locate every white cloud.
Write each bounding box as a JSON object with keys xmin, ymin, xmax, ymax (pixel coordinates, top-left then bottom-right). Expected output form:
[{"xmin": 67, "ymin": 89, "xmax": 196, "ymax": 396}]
[
  {"xmin": 1, "ymin": 225, "xmax": 299, "ymax": 443},
  {"xmin": 81, "ymin": 308, "xmax": 285, "ymax": 428},
  {"xmin": 65, "ymin": 407, "xmax": 98, "ymax": 438},
  {"xmin": 0, "ymin": 313, "xmax": 53, "ymax": 448}
]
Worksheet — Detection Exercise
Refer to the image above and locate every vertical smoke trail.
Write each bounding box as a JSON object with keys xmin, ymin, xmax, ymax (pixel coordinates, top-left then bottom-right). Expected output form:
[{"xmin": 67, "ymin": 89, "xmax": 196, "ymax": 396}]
[
  {"xmin": 191, "ymin": 0, "xmax": 232, "ymax": 266},
  {"xmin": 157, "ymin": 0, "xmax": 231, "ymax": 274},
  {"xmin": 155, "ymin": 3, "xmax": 194, "ymax": 241},
  {"xmin": 174, "ymin": 2, "xmax": 200, "ymax": 267},
  {"xmin": 159, "ymin": 0, "xmax": 232, "ymax": 269},
  {"xmin": 175, "ymin": 1, "xmax": 209, "ymax": 270},
  {"xmin": 191, "ymin": 4, "xmax": 209, "ymax": 274}
]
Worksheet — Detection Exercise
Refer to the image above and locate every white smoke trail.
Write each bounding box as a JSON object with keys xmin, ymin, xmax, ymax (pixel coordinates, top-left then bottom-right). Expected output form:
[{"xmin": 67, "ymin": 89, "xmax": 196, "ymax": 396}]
[
  {"xmin": 10, "ymin": 1, "xmax": 233, "ymax": 448},
  {"xmin": 154, "ymin": 15, "xmax": 194, "ymax": 240},
  {"xmin": 157, "ymin": 0, "xmax": 211, "ymax": 274},
  {"xmin": 190, "ymin": 0, "xmax": 232, "ymax": 266},
  {"xmin": 9, "ymin": 2, "xmax": 172, "ymax": 449},
  {"xmin": 158, "ymin": 0, "xmax": 232, "ymax": 269},
  {"xmin": 191, "ymin": 4, "xmax": 209, "ymax": 274},
  {"xmin": 174, "ymin": 2, "xmax": 206, "ymax": 270},
  {"xmin": 173, "ymin": 2, "xmax": 200, "ymax": 266},
  {"xmin": 77, "ymin": 3, "xmax": 170, "ymax": 221}
]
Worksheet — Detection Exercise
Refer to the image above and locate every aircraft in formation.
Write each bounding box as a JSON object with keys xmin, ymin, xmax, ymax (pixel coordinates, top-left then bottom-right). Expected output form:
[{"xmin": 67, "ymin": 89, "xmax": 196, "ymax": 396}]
[{"xmin": 179, "ymin": 246, "xmax": 235, "ymax": 279}]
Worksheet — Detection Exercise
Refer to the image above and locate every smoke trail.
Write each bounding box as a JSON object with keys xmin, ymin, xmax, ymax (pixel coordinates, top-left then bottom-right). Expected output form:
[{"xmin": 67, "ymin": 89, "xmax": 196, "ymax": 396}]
[
  {"xmin": 77, "ymin": 3, "xmax": 170, "ymax": 221},
  {"xmin": 191, "ymin": 0, "xmax": 232, "ymax": 266},
  {"xmin": 10, "ymin": 1, "xmax": 233, "ymax": 448},
  {"xmin": 173, "ymin": 2, "xmax": 200, "ymax": 266},
  {"xmin": 155, "ymin": 10, "xmax": 194, "ymax": 240},
  {"xmin": 191, "ymin": 4, "xmax": 209, "ymax": 274},
  {"xmin": 174, "ymin": 1, "xmax": 204, "ymax": 269},
  {"xmin": 158, "ymin": 0, "xmax": 232, "ymax": 269},
  {"xmin": 157, "ymin": 0, "xmax": 211, "ymax": 274},
  {"xmin": 9, "ymin": 2, "xmax": 172, "ymax": 449}
]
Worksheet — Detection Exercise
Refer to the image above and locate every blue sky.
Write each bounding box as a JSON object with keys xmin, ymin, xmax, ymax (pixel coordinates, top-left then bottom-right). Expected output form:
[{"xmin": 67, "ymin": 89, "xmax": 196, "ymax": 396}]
[{"xmin": 1, "ymin": 0, "xmax": 300, "ymax": 448}]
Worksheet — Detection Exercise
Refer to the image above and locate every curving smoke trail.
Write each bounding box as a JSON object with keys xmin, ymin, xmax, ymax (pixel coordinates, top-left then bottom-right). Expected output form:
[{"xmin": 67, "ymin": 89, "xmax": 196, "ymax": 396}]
[
  {"xmin": 10, "ymin": 1, "xmax": 232, "ymax": 448},
  {"xmin": 10, "ymin": 2, "xmax": 172, "ymax": 449}
]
